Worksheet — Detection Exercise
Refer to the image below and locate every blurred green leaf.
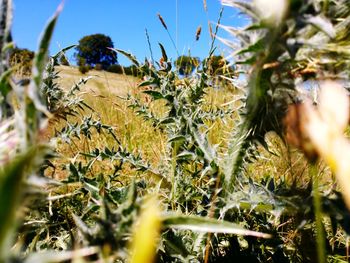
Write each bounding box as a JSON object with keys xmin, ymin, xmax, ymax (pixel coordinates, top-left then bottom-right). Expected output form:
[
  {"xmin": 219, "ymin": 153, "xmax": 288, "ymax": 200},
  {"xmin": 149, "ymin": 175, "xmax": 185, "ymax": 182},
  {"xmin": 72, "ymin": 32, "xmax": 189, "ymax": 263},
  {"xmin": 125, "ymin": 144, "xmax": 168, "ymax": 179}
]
[
  {"xmin": 162, "ymin": 214, "xmax": 271, "ymax": 238},
  {"xmin": 0, "ymin": 68, "xmax": 13, "ymax": 98},
  {"xmin": 32, "ymin": 3, "xmax": 63, "ymax": 88},
  {"xmin": 0, "ymin": 146, "xmax": 45, "ymax": 258}
]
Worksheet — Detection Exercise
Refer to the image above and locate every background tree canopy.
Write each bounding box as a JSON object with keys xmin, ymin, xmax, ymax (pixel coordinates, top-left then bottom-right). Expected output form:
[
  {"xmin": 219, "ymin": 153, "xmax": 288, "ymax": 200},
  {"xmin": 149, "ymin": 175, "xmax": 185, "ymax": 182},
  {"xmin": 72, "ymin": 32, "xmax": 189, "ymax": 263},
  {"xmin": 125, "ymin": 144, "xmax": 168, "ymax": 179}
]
[
  {"xmin": 9, "ymin": 47, "xmax": 34, "ymax": 76},
  {"xmin": 75, "ymin": 33, "xmax": 118, "ymax": 70},
  {"xmin": 174, "ymin": 55, "xmax": 200, "ymax": 76},
  {"xmin": 207, "ymin": 55, "xmax": 234, "ymax": 76}
]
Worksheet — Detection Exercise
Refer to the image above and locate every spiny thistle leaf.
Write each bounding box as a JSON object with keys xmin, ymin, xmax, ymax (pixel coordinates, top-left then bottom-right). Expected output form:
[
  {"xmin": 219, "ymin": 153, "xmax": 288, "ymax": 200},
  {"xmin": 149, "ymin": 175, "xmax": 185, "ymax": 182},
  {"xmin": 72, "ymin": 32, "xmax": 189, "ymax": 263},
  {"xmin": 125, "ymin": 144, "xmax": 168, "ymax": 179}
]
[
  {"xmin": 108, "ymin": 47, "xmax": 140, "ymax": 67},
  {"xmin": 158, "ymin": 43, "xmax": 168, "ymax": 62},
  {"xmin": 32, "ymin": 3, "xmax": 63, "ymax": 89},
  {"xmin": 307, "ymin": 15, "xmax": 336, "ymax": 38}
]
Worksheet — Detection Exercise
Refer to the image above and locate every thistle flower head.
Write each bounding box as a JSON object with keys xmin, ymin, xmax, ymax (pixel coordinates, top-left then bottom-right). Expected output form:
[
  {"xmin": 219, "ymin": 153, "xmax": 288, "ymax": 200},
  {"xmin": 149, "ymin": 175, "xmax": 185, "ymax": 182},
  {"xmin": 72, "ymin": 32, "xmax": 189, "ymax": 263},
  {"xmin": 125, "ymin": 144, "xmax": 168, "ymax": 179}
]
[{"xmin": 253, "ymin": 0, "xmax": 288, "ymax": 26}]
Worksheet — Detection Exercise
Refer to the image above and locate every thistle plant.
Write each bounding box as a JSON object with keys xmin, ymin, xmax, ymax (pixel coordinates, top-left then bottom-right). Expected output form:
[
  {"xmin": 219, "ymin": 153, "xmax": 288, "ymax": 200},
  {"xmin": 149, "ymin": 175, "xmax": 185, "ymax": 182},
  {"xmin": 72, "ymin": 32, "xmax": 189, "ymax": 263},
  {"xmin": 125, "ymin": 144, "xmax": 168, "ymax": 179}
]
[
  {"xmin": 0, "ymin": 0, "xmax": 61, "ymax": 261},
  {"xmin": 2, "ymin": 0, "xmax": 350, "ymax": 262}
]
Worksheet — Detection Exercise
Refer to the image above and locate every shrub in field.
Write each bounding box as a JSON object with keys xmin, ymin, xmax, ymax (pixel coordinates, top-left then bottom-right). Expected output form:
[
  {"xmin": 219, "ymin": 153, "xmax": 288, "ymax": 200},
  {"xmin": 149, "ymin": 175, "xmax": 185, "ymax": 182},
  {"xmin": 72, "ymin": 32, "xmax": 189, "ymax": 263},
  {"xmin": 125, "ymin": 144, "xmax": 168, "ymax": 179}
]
[
  {"xmin": 174, "ymin": 55, "xmax": 200, "ymax": 76},
  {"xmin": 106, "ymin": 63, "xmax": 123, "ymax": 74},
  {"xmin": 78, "ymin": 64, "xmax": 91, "ymax": 74},
  {"xmin": 124, "ymin": 64, "xmax": 140, "ymax": 76}
]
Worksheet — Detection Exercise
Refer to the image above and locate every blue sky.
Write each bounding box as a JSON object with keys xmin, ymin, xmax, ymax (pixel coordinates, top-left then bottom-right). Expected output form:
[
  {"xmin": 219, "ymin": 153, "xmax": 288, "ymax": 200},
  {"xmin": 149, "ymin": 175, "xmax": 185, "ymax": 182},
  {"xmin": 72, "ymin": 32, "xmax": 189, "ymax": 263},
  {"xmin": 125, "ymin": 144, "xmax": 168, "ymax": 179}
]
[{"xmin": 12, "ymin": 0, "xmax": 247, "ymax": 65}]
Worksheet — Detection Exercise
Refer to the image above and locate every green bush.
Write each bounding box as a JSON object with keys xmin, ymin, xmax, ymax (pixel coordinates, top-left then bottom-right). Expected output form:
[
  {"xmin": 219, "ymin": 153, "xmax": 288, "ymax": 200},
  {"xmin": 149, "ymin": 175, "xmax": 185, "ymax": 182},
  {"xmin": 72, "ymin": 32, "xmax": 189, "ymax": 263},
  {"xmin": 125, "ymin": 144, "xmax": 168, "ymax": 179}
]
[
  {"xmin": 107, "ymin": 64, "xmax": 123, "ymax": 74},
  {"xmin": 78, "ymin": 64, "xmax": 90, "ymax": 74},
  {"xmin": 124, "ymin": 65, "xmax": 139, "ymax": 76},
  {"xmin": 94, "ymin": 63, "xmax": 103, "ymax": 70}
]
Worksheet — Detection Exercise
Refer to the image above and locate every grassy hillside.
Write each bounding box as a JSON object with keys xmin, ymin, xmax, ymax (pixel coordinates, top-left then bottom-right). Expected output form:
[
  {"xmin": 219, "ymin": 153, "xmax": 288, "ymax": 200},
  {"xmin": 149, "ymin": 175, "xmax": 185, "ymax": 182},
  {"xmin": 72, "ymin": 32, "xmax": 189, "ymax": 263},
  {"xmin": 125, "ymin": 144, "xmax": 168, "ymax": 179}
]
[{"xmin": 56, "ymin": 65, "xmax": 139, "ymax": 96}]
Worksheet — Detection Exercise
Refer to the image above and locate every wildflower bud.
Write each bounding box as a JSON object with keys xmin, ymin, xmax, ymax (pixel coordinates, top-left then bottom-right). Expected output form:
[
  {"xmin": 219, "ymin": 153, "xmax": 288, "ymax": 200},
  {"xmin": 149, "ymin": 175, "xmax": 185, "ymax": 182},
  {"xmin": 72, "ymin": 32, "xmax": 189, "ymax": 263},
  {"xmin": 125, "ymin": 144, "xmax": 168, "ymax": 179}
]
[{"xmin": 253, "ymin": 0, "xmax": 288, "ymax": 26}]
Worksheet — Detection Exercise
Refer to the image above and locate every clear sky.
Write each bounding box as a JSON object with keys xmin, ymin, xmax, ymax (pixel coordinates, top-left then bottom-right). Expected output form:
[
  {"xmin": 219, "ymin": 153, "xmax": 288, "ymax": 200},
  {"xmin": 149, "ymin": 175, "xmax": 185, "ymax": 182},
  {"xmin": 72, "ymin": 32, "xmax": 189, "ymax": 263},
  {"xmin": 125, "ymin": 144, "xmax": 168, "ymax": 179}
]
[{"xmin": 12, "ymin": 0, "xmax": 247, "ymax": 66}]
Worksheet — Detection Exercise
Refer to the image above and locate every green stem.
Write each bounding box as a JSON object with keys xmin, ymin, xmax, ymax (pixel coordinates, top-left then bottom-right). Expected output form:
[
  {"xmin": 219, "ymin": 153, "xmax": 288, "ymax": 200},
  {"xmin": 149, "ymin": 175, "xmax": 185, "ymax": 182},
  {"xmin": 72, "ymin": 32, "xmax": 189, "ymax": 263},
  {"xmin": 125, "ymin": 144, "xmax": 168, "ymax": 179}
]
[
  {"xmin": 171, "ymin": 141, "xmax": 179, "ymax": 210},
  {"xmin": 323, "ymin": 0, "xmax": 329, "ymax": 14},
  {"xmin": 312, "ymin": 164, "xmax": 326, "ymax": 263}
]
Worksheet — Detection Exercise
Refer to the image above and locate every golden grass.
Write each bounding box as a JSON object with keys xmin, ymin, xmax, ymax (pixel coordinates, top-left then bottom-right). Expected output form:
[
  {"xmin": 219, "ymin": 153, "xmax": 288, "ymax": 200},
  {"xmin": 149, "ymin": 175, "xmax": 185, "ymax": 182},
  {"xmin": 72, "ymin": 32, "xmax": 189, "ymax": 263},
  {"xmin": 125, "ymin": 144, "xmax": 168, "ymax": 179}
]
[
  {"xmin": 50, "ymin": 66, "xmax": 323, "ymax": 190},
  {"xmin": 49, "ymin": 67, "xmax": 166, "ymax": 182},
  {"xmin": 56, "ymin": 65, "xmax": 139, "ymax": 96}
]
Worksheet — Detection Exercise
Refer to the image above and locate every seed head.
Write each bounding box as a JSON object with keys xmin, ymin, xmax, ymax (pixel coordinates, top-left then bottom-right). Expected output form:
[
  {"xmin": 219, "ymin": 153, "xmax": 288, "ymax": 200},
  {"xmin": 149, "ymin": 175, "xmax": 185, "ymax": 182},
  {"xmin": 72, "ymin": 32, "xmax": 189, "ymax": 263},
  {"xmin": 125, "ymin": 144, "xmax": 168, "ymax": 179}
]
[
  {"xmin": 157, "ymin": 13, "xmax": 168, "ymax": 30},
  {"xmin": 195, "ymin": 26, "xmax": 202, "ymax": 41},
  {"xmin": 203, "ymin": 0, "xmax": 207, "ymax": 12}
]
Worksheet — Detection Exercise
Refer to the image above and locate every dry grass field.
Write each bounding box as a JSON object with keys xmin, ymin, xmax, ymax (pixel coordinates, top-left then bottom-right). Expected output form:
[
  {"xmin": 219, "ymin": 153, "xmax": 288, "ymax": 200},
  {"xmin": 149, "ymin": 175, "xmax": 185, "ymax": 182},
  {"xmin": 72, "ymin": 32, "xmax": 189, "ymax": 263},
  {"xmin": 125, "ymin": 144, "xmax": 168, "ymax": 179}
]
[
  {"xmin": 50, "ymin": 66, "xmax": 240, "ymax": 186},
  {"xmin": 56, "ymin": 65, "xmax": 139, "ymax": 96}
]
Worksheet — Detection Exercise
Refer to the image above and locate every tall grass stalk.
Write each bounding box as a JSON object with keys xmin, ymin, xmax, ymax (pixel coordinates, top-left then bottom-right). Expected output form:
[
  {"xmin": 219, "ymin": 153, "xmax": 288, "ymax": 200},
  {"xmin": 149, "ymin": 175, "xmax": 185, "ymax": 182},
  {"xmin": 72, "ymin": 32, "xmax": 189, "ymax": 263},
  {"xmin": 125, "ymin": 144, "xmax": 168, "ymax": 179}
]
[
  {"xmin": 312, "ymin": 164, "xmax": 326, "ymax": 263},
  {"xmin": 157, "ymin": 13, "xmax": 179, "ymax": 56}
]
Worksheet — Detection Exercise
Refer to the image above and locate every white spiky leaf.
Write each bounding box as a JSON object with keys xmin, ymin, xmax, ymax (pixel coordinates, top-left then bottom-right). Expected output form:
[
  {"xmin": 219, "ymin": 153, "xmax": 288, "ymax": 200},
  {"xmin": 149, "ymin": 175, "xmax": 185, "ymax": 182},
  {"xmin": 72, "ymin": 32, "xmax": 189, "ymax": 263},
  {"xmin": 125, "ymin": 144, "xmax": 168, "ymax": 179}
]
[{"xmin": 254, "ymin": 0, "xmax": 288, "ymax": 26}]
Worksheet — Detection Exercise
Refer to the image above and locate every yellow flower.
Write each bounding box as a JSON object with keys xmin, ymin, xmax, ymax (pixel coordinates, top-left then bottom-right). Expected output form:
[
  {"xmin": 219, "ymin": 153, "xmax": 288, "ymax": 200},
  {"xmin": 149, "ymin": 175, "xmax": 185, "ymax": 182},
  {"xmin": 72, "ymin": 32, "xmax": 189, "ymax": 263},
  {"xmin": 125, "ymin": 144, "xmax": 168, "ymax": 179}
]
[{"xmin": 129, "ymin": 196, "xmax": 161, "ymax": 263}]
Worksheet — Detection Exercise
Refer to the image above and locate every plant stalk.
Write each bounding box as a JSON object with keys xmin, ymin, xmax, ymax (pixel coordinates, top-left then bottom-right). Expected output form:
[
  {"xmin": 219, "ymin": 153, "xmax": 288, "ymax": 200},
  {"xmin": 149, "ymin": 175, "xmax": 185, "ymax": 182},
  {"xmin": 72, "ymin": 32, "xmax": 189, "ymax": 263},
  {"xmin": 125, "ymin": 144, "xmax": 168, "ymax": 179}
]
[{"xmin": 312, "ymin": 164, "xmax": 326, "ymax": 263}]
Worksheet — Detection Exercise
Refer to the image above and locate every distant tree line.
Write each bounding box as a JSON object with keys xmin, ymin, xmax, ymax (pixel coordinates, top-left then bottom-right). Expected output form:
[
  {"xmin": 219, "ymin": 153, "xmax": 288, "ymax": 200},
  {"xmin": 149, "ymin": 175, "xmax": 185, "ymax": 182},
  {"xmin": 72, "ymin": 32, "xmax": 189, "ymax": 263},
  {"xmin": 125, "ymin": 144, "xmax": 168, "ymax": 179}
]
[{"xmin": 9, "ymin": 33, "xmax": 234, "ymax": 80}]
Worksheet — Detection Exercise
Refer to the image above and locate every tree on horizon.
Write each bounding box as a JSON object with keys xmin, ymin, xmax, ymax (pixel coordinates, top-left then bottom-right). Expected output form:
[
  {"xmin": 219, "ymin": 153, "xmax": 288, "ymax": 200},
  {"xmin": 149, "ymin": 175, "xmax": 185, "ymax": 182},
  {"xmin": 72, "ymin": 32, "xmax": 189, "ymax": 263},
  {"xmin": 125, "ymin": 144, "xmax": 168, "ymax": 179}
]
[{"xmin": 75, "ymin": 33, "xmax": 118, "ymax": 70}]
